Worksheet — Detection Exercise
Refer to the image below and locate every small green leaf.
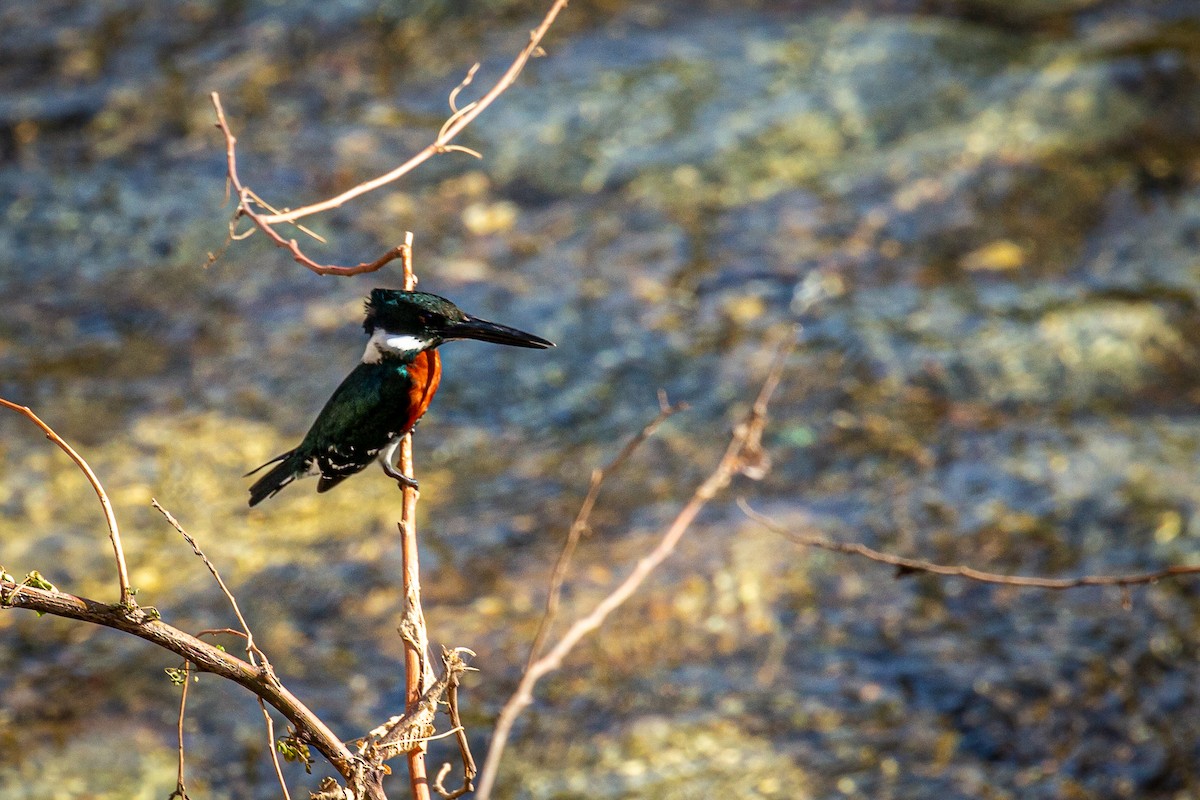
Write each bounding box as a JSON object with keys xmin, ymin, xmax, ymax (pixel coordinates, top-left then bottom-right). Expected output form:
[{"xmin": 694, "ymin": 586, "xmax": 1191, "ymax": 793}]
[
  {"xmin": 23, "ymin": 571, "xmax": 56, "ymax": 592},
  {"xmin": 277, "ymin": 736, "xmax": 314, "ymax": 774}
]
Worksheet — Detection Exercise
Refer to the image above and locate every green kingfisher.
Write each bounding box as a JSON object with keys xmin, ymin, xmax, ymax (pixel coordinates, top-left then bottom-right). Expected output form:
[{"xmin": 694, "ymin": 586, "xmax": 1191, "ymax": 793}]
[{"xmin": 247, "ymin": 289, "xmax": 553, "ymax": 506}]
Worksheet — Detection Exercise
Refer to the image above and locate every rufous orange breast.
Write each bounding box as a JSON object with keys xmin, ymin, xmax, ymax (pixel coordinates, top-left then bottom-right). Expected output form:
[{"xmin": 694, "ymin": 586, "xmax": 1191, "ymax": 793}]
[{"xmin": 403, "ymin": 349, "xmax": 442, "ymax": 433}]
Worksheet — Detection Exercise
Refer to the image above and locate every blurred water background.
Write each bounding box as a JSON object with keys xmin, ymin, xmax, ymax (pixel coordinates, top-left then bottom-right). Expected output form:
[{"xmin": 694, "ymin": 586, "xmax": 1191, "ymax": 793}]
[{"xmin": 2, "ymin": 0, "xmax": 1200, "ymax": 797}]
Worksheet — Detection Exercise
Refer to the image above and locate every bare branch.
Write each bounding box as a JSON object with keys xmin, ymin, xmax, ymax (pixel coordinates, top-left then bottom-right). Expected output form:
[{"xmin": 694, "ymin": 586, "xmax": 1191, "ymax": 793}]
[
  {"xmin": 431, "ymin": 647, "xmax": 477, "ymax": 799},
  {"xmin": 153, "ymin": 499, "xmax": 270, "ymax": 672},
  {"xmin": 740, "ymin": 501, "xmax": 1200, "ymax": 590},
  {"xmin": 524, "ymin": 396, "xmax": 689, "ymax": 674},
  {"xmin": 475, "ymin": 341, "xmax": 793, "ymax": 800},
  {"xmin": 4, "ymin": 521, "xmax": 375, "ymax": 797},
  {"xmin": 169, "ymin": 662, "xmax": 192, "ymax": 800},
  {"xmin": 209, "ymin": 0, "xmax": 569, "ymax": 277},
  {"xmin": 259, "ymin": 698, "xmax": 293, "ymax": 800},
  {"xmin": 0, "ymin": 580, "xmax": 376, "ymax": 796},
  {"xmin": 210, "ymin": 93, "xmax": 407, "ymax": 277},
  {"xmin": 364, "ymin": 649, "xmax": 473, "ymax": 762},
  {"xmin": 0, "ymin": 398, "xmax": 134, "ymax": 608},
  {"xmin": 396, "ymin": 232, "xmax": 432, "ymax": 800},
  {"xmin": 257, "ymin": 0, "xmax": 569, "ymax": 226}
]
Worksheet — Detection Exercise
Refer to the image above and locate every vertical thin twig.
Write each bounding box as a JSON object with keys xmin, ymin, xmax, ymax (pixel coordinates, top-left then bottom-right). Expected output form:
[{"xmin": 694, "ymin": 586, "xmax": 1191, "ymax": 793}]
[
  {"xmin": 211, "ymin": 0, "xmax": 570, "ymax": 277},
  {"xmin": 398, "ymin": 232, "xmax": 433, "ymax": 800},
  {"xmin": 437, "ymin": 661, "xmax": 477, "ymax": 799},
  {"xmin": 170, "ymin": 662, "xmax": 192, "ymax": 800},
  {"xmin": 259, "ymin": 698, "xmax": 293, "ymax": 800},
  {"xmin": 153, "ymin": 501, "xmax": 293, "ymax": 797},
  {"xmin": 0, "ymin": 398, "xmax": 134, "ymax": 608}
]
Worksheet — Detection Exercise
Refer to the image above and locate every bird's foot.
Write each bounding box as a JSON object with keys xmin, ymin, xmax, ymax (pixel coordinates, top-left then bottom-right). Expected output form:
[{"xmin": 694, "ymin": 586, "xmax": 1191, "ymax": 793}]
[{"xmin": 382, "ymin": 460, "xmax": 420, "ymax": 491}]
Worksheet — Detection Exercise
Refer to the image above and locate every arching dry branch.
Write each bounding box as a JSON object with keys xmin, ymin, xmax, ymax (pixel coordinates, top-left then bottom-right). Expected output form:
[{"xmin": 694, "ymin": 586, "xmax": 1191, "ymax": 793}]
[
  {"xmin": 474, "ymin": 341, "xmax": 791, "ymax": 799},
  {"xmin": 0, "ymin": 399, "xmax": 133, "ymax": 608},
  {"xmin": 211, "ymin": 0, "xmax": 570, "ymax": 276}
]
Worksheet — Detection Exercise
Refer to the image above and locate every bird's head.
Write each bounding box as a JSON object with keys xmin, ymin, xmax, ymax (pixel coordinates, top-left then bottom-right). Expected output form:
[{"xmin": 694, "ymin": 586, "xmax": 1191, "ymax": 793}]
[{"xmin": 362, "ymin": 290, "xmax": 554, "ymax": 361}]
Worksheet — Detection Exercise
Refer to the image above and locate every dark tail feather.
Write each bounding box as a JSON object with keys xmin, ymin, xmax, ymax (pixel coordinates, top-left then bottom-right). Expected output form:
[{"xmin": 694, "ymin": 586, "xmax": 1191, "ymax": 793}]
[
  {"xmin": 317, "ymin": 473, "xmax": 351, "ymax": 494},
  {"xmin": 244, "ymin": 450, "xmax": 291, "ymax": 478},
  {"xmin": 247, "ymin": 450, "xmax": 308, "ymax": 507}
]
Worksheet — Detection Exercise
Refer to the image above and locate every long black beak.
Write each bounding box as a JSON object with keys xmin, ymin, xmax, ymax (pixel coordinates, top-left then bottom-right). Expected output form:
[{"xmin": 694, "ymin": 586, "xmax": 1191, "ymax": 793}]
[{"xmin": 445, "ymin": 316, "xmax": 555, "ymax": 349}]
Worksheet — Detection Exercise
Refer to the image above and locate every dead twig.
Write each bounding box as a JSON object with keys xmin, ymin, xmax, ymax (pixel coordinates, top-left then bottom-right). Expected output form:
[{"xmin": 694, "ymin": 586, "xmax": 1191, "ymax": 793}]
[
  {"xmin": 0, "ymin": 580, "xmax": 379, "ymax": 798},
  {"xmin": 740, "ymin": 501, "xmax": 1200, "ymax": 590},
  {"xmin": 256, "ymin": 0, "xmax": 568, "ymax": 227},
  {"xmin": 524, "ymin": 391, "xmax": 688, "ymax": 674},
  {"xmin": 211, "ymin": 0, "xmax": 569, "ymax": 276},
  {"xmin": 395, "ymin": 232, "xmax": 433, "ymax": 800},
  {"xmin": 210, "ymin": 94, "xmax": 408, "ymax": 277},
  {"xmin": 168, "ymin": 661, "xmax": 192, "ymax": 800},
  {"xmin": 475, "ymin": 341, "xmax": 793, "ymax": 800},
  {"xmin": 0, "ymin": 398, "xmax": 134, "ymax": 609},
  {"xmin": 431, "ymin": 648, "xmax": 477, "ymax": 799},
  {"xmin": 152, "ymin": 499, "xmax": 272, "ymax": 674},
  {"xmin": 364, "ymin": 648, "xmax": 474, "ymax": 765}
]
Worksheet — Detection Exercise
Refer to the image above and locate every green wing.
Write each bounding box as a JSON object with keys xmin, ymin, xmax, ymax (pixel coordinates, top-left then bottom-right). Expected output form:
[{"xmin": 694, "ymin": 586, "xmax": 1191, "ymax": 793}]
[{"xmin": 301, "ymin": 362, "xmax": 412, "ymax": 488}]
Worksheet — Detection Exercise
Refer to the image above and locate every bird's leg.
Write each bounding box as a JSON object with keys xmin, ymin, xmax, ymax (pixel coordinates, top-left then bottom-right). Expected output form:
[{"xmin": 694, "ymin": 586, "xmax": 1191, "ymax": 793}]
[{"xmin": 380, "ymin": 438, "xmax": 419, "ymax": 490}]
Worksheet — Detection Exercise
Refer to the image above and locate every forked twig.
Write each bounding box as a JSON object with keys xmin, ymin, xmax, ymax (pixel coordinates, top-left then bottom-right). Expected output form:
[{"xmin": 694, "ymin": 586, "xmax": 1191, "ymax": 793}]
[
  {"xmin": 211, "ymin": 0, "xmax": 569, "ymax": 276},
  {"xmin": 257, "ymin": 0, "xmax": 568, "ymax": 226},
  {"xmin": 740, "ymin": 501, "xmax": 1200, "ymax": 590},
  {"xmin": 431, "ymin": 648, "xmax": 477, "ymax": 799},
  {"xmin": 475, "ymin": 341, "xmax": 793, "ymax": 799},
  {"xmin": 210, "ymin": 93, "xmax": 408, "ymax": 277},
  {"xmin": 0, "ymin": 398, "xmax": 134, "ymax": 609}
]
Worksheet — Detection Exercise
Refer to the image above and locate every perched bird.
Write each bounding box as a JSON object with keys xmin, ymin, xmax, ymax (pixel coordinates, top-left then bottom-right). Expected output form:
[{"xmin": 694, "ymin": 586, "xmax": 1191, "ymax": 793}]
[{"xmin": 247, "ymin": 289, "xmax": 553, "ymax": 506}]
